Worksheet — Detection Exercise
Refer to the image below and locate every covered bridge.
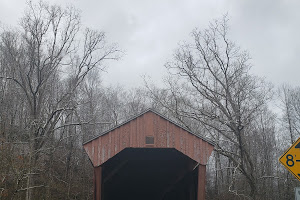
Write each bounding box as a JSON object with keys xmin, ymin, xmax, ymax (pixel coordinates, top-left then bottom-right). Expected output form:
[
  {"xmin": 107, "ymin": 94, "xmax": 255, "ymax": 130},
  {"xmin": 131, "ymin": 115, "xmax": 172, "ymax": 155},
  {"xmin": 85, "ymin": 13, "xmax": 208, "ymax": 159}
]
[{"xmin": 83, "ymin": 108, "xmax": 214, "ymax": 200}]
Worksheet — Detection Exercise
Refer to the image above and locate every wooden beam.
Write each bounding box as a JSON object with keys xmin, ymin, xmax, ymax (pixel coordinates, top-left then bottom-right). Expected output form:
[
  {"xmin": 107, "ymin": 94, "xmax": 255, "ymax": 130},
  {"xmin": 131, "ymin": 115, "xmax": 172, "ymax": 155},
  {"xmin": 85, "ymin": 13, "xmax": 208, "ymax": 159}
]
[
  {"xmin": 197, "ymin": 165, "xmax": 206, "ymax": 200},
  {"xmin": 94, "ymin": 166, "xmax": 102, "ymax": 200}
]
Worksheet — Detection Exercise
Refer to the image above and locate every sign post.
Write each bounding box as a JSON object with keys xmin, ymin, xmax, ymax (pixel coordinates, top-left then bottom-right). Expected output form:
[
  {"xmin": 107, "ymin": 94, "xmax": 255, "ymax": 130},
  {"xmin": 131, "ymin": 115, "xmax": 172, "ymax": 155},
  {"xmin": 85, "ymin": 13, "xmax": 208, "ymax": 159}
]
[
  {"xmin": 295, "ymin": 187, "xmax": 300, "ymax": 200},
  {"xmin": 279, "ymin": 137, "xmax": 300, "ymax": 181}
]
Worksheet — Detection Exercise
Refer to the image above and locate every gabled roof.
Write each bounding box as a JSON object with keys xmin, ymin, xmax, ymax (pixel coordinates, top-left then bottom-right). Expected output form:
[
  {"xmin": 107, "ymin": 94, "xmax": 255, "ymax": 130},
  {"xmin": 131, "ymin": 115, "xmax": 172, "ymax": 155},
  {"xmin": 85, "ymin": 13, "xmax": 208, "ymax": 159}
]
[{"xmin": 83, "ymin": 108, "xmax": 214, "ymax": 146}]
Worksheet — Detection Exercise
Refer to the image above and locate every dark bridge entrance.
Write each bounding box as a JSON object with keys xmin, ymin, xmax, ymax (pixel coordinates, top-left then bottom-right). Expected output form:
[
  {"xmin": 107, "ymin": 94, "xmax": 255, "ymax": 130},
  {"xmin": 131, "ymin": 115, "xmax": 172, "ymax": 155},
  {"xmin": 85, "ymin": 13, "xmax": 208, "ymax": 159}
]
[
  {"xmin": 102, "ymin": 148, "xmax": 198, "ymax": 200},
  {"xmin": 84, "ymin": 109, "xmax": 214, "ymax": 200}
]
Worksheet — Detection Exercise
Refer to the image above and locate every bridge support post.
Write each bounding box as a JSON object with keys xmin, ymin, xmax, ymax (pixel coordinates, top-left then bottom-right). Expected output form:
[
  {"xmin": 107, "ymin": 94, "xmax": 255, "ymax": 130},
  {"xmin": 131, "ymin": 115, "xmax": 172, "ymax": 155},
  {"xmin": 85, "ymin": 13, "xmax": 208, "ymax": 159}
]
[
  {"xmin": 197, "ymin": 165, "xmax": 206, "ymax": 200},
  {"xmin": 94, "ymin": 166, "xmax": 102, "ymax": 200}
]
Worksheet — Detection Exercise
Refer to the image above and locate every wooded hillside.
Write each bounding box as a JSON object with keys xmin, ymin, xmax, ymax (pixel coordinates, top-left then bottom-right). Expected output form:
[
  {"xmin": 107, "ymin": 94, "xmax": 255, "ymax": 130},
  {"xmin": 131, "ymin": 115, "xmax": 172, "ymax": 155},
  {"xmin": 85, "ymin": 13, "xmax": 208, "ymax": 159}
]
[{"xmin": 0, "ymin": 2, "xmax": 298, "ymax": 200}]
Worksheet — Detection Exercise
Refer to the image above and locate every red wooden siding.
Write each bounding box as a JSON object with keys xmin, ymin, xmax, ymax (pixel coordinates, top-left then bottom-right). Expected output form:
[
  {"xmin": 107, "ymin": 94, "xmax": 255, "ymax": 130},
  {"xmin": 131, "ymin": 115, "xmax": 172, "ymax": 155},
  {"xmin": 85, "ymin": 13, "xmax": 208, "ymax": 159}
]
[{"xmin": 84, "ymin": 110, "xmax": 214, "ymax": 167}]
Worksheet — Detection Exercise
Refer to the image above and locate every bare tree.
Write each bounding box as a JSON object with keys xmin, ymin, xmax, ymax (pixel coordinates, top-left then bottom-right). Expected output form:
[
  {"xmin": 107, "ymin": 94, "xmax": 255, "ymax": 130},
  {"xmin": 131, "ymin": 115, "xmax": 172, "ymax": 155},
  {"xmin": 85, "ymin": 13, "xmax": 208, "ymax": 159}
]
[
  {"xmin": 0, "ymin": 1, "xmax": 119, "ymax": 199},
  {"xmin": 279, "ymin": 85, "xmax": 300, "ymax": 144},
  {"xmin": 277, "ymin": 85, "xmax": 300, "ymax": 200},
  {"xmin": 147, "ymin": 16, "xmax": 273, "ymax": 199}
]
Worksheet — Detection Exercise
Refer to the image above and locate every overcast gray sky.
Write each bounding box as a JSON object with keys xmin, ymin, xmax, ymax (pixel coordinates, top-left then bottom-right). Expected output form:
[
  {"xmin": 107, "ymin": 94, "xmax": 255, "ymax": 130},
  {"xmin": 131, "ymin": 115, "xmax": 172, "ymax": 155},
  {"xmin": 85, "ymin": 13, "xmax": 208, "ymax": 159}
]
[{"xmin": 1, "ymin": 0, "xmax": 299, "ymax": 88}]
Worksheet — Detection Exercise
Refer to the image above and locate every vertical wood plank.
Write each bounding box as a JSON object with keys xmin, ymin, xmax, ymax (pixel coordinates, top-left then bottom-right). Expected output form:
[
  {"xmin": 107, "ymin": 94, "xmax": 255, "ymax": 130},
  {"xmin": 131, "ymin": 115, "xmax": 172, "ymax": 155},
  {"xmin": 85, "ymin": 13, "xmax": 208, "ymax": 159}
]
[
  {"xmin": 197, "ymin": 165, "xmax": 206, "ymax": 200},
  {"xmin": 94, "ymin": 166, "xmax": 102, "ymax": 200}
]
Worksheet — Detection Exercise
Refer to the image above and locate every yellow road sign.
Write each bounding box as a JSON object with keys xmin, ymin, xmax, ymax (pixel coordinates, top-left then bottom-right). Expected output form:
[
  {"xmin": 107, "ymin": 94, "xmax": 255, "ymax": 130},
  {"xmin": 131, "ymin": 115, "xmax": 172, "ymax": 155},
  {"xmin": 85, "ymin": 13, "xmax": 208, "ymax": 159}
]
[{"xmin": 279, "ymin": 137, "xmax": 300, "ymax": 181}]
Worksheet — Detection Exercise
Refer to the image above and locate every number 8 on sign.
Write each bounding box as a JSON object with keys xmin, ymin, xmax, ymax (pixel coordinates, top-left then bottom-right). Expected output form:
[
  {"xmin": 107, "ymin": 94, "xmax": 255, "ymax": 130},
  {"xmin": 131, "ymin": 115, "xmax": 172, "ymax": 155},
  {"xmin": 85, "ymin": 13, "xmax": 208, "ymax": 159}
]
[
  {"xmin": 279, "ymin": 137, "xmax": 300, "ymax": 182},
  {"xmin": 286, "ymin": 154, "xmax": 294, "ymax": 167}
]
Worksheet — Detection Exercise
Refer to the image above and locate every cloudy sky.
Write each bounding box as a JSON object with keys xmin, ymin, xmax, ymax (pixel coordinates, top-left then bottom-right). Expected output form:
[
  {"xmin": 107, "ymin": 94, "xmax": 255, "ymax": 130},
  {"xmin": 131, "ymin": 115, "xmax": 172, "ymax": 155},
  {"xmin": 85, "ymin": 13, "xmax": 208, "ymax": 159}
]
[{"xmin": 0, "ymin": 0, "xmax": 299, "ymax": 88}]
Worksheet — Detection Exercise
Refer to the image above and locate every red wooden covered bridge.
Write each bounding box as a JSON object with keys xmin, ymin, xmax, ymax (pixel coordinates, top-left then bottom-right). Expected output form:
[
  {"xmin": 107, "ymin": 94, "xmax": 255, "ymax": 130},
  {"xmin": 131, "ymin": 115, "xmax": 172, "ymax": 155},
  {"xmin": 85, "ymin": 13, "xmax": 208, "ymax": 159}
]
[{"xmin": 83, "ymin": 108, "xmax": 214, "ymax": 200}]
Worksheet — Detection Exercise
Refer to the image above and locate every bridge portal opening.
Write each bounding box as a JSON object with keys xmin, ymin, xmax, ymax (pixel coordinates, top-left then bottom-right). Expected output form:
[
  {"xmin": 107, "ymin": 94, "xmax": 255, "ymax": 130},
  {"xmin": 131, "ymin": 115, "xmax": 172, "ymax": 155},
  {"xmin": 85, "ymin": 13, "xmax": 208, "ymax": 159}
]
[{"xmin": 99, "ymin": 148, "xmax": 200, "ymax": 200}]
